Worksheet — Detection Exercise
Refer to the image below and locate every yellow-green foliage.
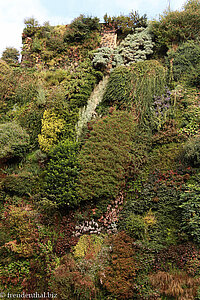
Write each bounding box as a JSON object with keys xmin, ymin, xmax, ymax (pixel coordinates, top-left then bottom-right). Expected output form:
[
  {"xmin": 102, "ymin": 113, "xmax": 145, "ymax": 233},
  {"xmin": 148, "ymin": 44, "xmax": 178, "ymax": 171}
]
[
  {"xmin": 38, "ymin": 109, "xmax": 65, "ymax": 153},
  {"xmin": 143, "ymin": 209, "xmax": 156, "ymax": 227},
  {"xmin": 147, "ymin": 143, "xmax": 184, "ymax": 172},
  {"xmin": 53, "ymin": 25, "xmax": 66, "ymax": 36},
  {"xmin": 3, "ymin": 205, "xmax": 38, "ymax": 257},
  {"xmin": 73, "ymin": 234, "xmax": 103, "ymax": 259}
]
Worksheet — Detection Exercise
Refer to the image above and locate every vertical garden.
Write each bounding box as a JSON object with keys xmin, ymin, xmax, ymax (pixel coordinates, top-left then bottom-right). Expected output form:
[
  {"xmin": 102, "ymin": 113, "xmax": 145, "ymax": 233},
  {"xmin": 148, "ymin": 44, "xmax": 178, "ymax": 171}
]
[{"xmin": 0, "ymin": 1, "xmax": 200, "ymax": 298}]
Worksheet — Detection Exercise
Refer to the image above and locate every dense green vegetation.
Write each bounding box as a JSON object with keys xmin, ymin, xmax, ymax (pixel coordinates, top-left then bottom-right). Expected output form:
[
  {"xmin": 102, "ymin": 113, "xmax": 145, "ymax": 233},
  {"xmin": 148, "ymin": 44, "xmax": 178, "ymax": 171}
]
[{"xmin": 0, "ymin": 2, "xmax": 200, "ymax": 299}]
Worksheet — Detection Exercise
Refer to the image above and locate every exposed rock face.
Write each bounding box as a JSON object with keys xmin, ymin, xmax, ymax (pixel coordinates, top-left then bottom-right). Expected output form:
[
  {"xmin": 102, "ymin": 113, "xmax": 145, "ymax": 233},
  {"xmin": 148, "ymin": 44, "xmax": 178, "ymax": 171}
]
[{"xmin": 100, "ymin": 30, "xmax": 117, "ymax": 48}]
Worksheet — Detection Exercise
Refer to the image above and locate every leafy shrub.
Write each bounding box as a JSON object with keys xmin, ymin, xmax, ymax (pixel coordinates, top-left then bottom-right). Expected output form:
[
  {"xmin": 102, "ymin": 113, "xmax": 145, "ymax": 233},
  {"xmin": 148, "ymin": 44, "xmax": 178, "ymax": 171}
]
[
  {"xmin": 99, "ymin": 232, "xmax": 136, "ymax": 299},
  {"xmin": 0, "ymin": 66, "xmax": 38, "ymax": 113},
  {"xmin": 42, "ymin": 69, "xmax": 70, "ymax": 86},
  {"xmin": 103, "ymin": 11, "xmax": 147, "ymax": 35},
  {"xmin": 73, "ymin": 234, "xmax": 103, "ymax": 259},
  {"xmin": 121, "ymin": 163, "xmax": 192, "ymax": 247},
  {"xmin": 124, "ymin": 210, "xmax": 157, "ymax": 242},
  {"xmin": 23, "ymin": 17, "xmax": 40, "ymax": 38},
  {"xmin": 38, "ymin": 109, "xmax": 65, "ymax": 153},
  {"xmin": 1, "ymin": 47, "xmax": 20, "ymax": 65},
  {"xmin": 2, "ymin": 204, "xmax": 40, "ymax": 257},
  {"xmin": 0, "ymin": 60, "xmax": 15, "ymax": 116},
  {"xmin": 0, "ymin": 58, "xmax": 12, "ymax": 75},
  {"xmin": 101, "ymin": 66, "xmax": 132, "ymax": 108},
  {"xmin": 13, "ymin": 69, "xmax": 38, "ymax": 105},
  {"xmin": 64, "ymin": 15, "xmax": 100, "ymax": 44},
  {"xmin": 125, "ymin": 213, "xmax": 146, "ymax": 239},
  {"xmin": 167, "ymin": 41, "xmax": 200, "ymax": 86},
  {"xmin": 42, "ymin": 84, "xmax": 79, "ymax": 141},
  {"xmin": 43, "ymin": 139, "xmax": 80, "ymax": 207},
  {"xmin": 45, "ymin": 27, "xmax": 66, "ymax": 53},
  {"xmin": 187, "ymin": 63, "xmax": 200, "ymax": 87},
  {"xmin": 78, "ymin": 110, "xmax": 147, "ymax": 205},
  {"xmin": 150, "ymin": 0, "xmax": 200, "ymax": 53},
  {"xmin": 152, "ymin": 120, "xmax": 186, "ymax": 145},
  {"xmin": 154, "ymin": 242, "xmax": 200, "ymax": 272},
  {"xmin": 11, "ymin": 100, "xmax": 44, "ymax": 149},
  {"xmin": 1, "ymin": 202, "xmax": 59, "ymax": 294},
  {"xmin": 54, "ymin": 214, "xmax": 78, "ymax": 256},
  {"xmin": 0, "ymin": 260, "xmax": 30, "ymax": 294},
  {"xmin": 50, "ymin": 254, "xmax": 98, "ymax": 300},
  {"xmin": 2, "ymin": 171, "xmax": 37, "ymax": 196},
  {"xmin": 175, "ymin": 87, "xmax": 200, "ymax": 137},
  {"xmin": 22, "ymin": 18, "xmax": 100, "ymax": 68},
  {"xmin": 152, "ymin": 88, "xmax": 175, "ymax": 130},
  {"xmin": 180, "ymin": 183, "xmax": 200, "ymax": 243},
  {"xmin": 0, "ymin": 122, "xmax": 30, "ymax": 160},
  {"xmin": 181, "ymin": 136, "xmax": 200, "ymax": 167},
  {"xmin": 65, "ymin": 59, "xmax": 103, "ymax": 108}
]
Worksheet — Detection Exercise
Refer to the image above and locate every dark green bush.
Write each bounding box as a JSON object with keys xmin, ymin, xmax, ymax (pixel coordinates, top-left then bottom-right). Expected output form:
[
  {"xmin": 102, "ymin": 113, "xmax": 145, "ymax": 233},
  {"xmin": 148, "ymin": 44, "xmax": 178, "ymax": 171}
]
[
  {"xmin": 2, "ymin": 171, "xmax": 37, "ymax": 196},
  {"xmin": 125, "ymin": 213, "xmax": 146, "ymax": 239},
  {"xmin": 101, "ymin": 66, "xmax": 132, "ymax": 108},
  {"xmin": 64, "ymin": 15, "xmax": 100, "ymax": 44},
  {"xmin": 0, "ymin": 122, "xmax": 30, "ymax": 160},
  {"xmin": 167, "ymin": 41, "xmax": 200, "ymax": 87},
  {"xmin": 1, "ymin": 47, "xmax": 20, "ymax": 65},
  {"xmin": 150, "ymin": 0, "xmax": 200, "ymax": 53},
  {"xmin": 43, "ymin": 139, "xmax": 80, "ymax": 208},
  {"xmin": 180, "ymin": 182, "xmax": 200, "ymax": 243},
  {"xmin": 104, "ymin": 11, "xmax": 147, "ymax": 35},
  {"xmin": 181, "ymin": 136, "xmax": 200, "ymax": 167},
  {"xmin": 78, "ymin": 110, "xmax": 148, "ymax": 205},
  {"xmin": 65, "ymin": 60, "xmax": 103, "ymax": 108}
]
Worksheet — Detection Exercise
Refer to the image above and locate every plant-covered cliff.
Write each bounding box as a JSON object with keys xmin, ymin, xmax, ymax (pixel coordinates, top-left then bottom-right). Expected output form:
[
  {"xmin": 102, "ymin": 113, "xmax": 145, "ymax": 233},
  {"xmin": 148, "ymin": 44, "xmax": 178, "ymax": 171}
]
[{"xmin": 0, "ymin": 2, "xmax": 200, "ymax": 298}]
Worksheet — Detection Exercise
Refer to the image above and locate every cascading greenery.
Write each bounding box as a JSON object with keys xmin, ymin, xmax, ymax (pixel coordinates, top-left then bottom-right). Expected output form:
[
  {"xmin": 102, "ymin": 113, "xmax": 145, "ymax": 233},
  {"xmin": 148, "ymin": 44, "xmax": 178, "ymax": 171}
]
[{"xmin": 102, "ymin": 60, "xmax": 166, "ymax": 129}]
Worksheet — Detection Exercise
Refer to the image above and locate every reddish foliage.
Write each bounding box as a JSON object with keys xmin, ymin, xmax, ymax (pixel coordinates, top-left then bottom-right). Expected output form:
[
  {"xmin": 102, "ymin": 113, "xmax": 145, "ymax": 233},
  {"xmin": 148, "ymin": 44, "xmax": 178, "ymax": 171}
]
[
  {"xmin": 152, "ymin": 165, "xmax": 193, "ymax": 190},
  {"xmin": 50, "ymin": 255, "xmax": 98, "ymax": 299},
  {"xmin": 152, "ymin": 120, "xmax": 186, "ymax": 145},
  {"xmin": 53, "ymin": 214, "xmax": 78, "ymax": 256},
  {"xmin": 154, "ymin": 242, "xmax": 200, "ymax": 273},
  {"xmin": 100, "ymin": 232, "xmax": 137, "ymax": 299}
]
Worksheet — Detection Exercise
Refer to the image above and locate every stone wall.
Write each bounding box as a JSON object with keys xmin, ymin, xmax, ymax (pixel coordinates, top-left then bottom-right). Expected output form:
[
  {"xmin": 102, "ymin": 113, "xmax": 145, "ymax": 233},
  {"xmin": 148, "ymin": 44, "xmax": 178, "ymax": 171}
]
[{"xmin": 100, "ymin": 30, "xmax": 117, "ymax": 48}]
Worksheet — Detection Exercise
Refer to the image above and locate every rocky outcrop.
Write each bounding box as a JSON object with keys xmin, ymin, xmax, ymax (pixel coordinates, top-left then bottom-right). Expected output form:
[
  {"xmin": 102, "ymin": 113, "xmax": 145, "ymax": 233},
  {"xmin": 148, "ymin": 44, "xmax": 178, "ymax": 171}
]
[{"xmin": 100, "ymin": 30, "xmax": 117, "ymax": 48}]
